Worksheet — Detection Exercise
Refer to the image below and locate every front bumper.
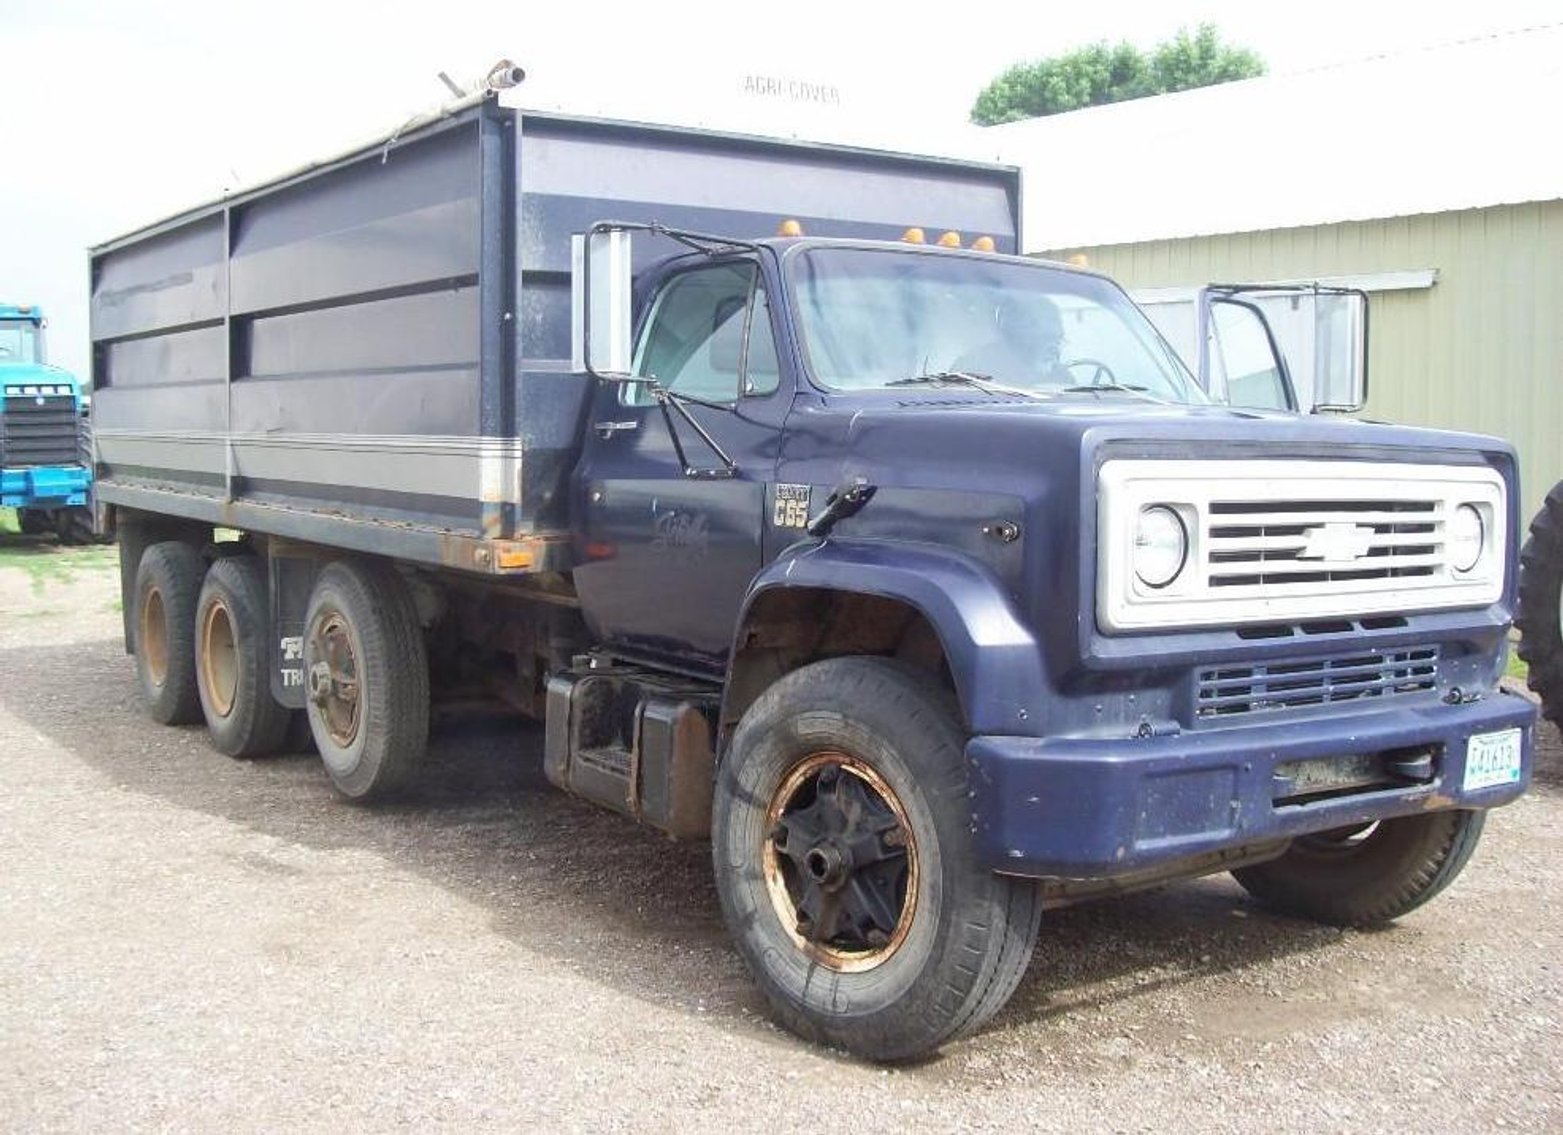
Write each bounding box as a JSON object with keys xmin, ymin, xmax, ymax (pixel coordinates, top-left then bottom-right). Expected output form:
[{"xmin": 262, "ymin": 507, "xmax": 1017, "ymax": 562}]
[
  {"xmin": 0, "ymin": 465, "xmax": 89, "ymax": 509},
  {"xmin": 966, "ymin": 691, "xmax": 1535, "ymax": 878}
]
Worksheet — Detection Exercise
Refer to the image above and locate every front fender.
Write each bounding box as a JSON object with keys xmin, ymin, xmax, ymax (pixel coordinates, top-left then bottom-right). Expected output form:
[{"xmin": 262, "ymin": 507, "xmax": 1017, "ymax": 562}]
[{"xmin": 730, "ymin": 539, "xmax": 1049, "ymax": 736}]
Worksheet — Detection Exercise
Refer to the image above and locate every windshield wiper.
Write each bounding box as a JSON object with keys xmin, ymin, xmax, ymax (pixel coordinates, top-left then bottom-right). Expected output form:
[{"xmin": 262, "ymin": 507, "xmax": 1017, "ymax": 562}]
[
  {"xmin": 887, "ymin": 371, "xmax": 1042, "ymax": 399},
  {"xmin": 1056, "ymin": 382, "xmax": 1167, "ymax": 403}
]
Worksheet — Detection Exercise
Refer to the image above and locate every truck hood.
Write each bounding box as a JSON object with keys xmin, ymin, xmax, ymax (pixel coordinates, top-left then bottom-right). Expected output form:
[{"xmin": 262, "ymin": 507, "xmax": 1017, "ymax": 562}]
[
  {"xmin": 774, "ymin": 393, "xmax": 1519, "ymax": 696},
  {"xmin": 791, "ymin": 395, "xmax": 1516, "ymax": 499}
]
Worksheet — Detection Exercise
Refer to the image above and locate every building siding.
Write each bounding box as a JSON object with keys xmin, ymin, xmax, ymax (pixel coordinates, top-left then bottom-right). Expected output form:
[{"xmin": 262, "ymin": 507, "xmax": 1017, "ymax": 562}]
[{"xmin": 1046, "ymin": 200, "xmax": 1563, "ymax": 524}]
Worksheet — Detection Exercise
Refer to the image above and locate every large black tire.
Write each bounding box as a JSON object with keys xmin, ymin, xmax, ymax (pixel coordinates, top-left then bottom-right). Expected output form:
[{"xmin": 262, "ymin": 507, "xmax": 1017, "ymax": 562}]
[
  {"xmin": 302, "ymin": 561, "xmax": 429, "ymax": 800},
  {"xmin": 1231, "ymin": 809, "xmax": 1486, "ymax": 927},
  {"xmin": 196, "ymin": 555, "xmax": 294, "ymax": 758},
  {"xmin": 17, "ymin": 509, "xmax": 51, "ymax": 537},
  {"xmin": 133, "ymin": 541, "xmax": 205, "ymax": 725},
  {"xmin": 1517, "ymin": 481, "xmax": 1563, "ymax": 726},
  {"xmin": 712, "ymin": 657, "xmax": 1042, "ymax": 1062},
  {"xmin": 54, "ymin": 507, "xmax": 98, "ymax": 547}
]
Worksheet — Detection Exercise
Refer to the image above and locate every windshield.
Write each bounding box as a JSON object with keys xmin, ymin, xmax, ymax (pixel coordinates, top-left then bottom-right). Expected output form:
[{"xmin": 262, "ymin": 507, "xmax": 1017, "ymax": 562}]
[
  {"xmin": 788, "ymin": 247, "xmax": 1204, "ymax": 402},
  {"xmin": 0, "ymin": 319, "xmax": 42, "ymax": 365}
]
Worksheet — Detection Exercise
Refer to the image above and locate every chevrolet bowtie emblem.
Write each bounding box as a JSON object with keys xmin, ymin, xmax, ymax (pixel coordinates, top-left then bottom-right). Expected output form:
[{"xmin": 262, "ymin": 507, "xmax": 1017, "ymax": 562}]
[{"xmin": 1297, "ymin": 522, "xmax": 1375, "ymax": 564}]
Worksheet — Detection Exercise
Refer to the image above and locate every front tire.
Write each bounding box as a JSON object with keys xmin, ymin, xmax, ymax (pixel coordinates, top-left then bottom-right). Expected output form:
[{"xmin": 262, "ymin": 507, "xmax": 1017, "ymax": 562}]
[
  {"xmin": 1517, "ymin": 480, "xmax": 1563, "ymax": 725},
  {"xmin": 713, "ymin": 657, "xmax": 1042, "ymax": 1062},
  {"xmin": 302, "ymin": 561, "xmax": 429, "ymax": 799},
  {"xmin": 133, "ymin": 541, "xmax": 205, "ymax": 725},
  {"xmin": 196, "ymin": 555, "xmax": 294, "ymax": 758},
  {"xmin": 1231, "ymin": 809, "xmax": 1486, "ymax": 926}
]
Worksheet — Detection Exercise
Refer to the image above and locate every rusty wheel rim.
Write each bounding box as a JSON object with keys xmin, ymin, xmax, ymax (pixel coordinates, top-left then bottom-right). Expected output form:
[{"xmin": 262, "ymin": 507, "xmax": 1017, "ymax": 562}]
[
  {"xmin": 140, "ymin": 586, "xmax": 169, "ymax": 687},
  {"xmin": 762, "ymin": 750, "xmax": 920, "ymax": 973},
  {"xmin": 199, "ymin": 598, "xmax": 238, "ymax": 718},
  {"xmin": 308, "ymin": 611, "xmax": 361, "ymax": 749}
]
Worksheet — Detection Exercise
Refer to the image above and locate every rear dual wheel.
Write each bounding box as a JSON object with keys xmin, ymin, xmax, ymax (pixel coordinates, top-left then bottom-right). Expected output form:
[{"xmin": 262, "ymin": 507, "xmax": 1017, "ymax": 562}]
[
  {"xmin": 134, "ymin": 541, "xmax": 205, "ymax": 725},
  {"xmin": 196, "ymin": 555, "xmax": 295, "ymax": 757},
  {"xmin": 301, "ymin": 562, "xmax": 429, "ymax": 800}
]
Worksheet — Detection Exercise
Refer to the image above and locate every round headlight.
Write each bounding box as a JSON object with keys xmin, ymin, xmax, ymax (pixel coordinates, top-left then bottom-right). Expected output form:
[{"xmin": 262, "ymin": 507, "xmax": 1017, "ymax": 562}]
[
  {"xmin": 1134, "ymin": 505, "xmax": 1188, "ymax": 589},
  {"xmin": 1449, "ymin": 503, "xmax": 1485, "ymax": 573}
]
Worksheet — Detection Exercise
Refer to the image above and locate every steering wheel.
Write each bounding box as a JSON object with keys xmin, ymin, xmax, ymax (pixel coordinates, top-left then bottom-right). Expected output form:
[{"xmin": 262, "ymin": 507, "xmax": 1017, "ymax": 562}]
[{"xmin": 1063, "ymin": 357, "xmax": 1118, "ymax": 386}]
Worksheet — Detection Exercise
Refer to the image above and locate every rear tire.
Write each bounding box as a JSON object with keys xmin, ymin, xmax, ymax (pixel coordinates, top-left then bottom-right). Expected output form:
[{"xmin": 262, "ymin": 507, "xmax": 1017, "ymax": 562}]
[
  {"xmin": 1230, "ymin": 809, "xmax": 1486, "ymax": 926},
  {"xmin": 713, "ymin": 656, "xmax": 1042, "ymax": 1062},
  {"xmin": 17, "ymin": 509, "xmax": 51, "ymax": 537},
  {"xmin": 1517, "ymin": 480, "xmax": 1563, "ymax": 725},
  {"xmin": 302, "ymin": 561, "xmax": 429, "ymax": 799},
  {"xmin": 133, "ymin": 541, "xmax": 205, "ymax": 725},
  {"xmin": 54, "ymin": 508, "xmax": 97, "ymax": 546},
  {"xmin": 196, "ymin": 555, "xmax": 293, "ymax": 758}
]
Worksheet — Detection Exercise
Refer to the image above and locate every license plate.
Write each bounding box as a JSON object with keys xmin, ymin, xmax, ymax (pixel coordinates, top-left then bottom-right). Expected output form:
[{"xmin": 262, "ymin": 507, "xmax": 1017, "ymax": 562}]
[{"xmin": 1463, "ymin": 729, "xmax": 1523, "ymax": 791}]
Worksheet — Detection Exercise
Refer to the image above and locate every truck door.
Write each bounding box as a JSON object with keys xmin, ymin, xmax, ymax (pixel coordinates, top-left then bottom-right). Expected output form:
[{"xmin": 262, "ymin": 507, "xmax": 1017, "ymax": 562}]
[
  {"xmin": 572, "ymin": 257, "xmax": 788, "ymax": 671},
  {"xmin": 1136, "ymin": 284, "xmax": 1368, "ymax": 413}
]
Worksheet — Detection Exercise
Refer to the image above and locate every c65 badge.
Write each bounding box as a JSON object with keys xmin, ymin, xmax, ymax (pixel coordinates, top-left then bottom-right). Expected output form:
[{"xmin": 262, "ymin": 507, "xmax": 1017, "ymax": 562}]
[{"xmin": 772, "ymin": 484, "xmax": 811, "ymax": 529}]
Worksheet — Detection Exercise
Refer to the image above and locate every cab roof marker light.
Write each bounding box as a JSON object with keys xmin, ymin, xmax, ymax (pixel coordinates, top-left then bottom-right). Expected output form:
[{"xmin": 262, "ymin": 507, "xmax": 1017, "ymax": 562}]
[
  {"xmin": 777, "ymin": 218, "xmax": 805, "ymax": 237},
  {"xmin": 937, "ymin": 231, "xmax": 962, "ymax": 248},
  {"xmin": 970, "ymin": 235, "xmax": 996, "ymax": 252},
  {"xmin": 901, "ymin": 227, "xmax": 926, "ymax": 244}
]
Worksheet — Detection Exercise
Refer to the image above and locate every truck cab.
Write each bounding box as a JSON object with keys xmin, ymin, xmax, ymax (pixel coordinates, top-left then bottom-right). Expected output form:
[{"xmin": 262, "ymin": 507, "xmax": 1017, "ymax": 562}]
[{"xmin": 0, "ymin": 303, "xmax": 97, "ymax": 542}]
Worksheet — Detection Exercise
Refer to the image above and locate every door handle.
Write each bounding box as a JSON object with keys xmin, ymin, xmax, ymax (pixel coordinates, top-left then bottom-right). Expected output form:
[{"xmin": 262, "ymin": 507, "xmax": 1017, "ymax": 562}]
[{"xmin": 594, "ymin": 420, "xmax": 639, "ymax": 438}]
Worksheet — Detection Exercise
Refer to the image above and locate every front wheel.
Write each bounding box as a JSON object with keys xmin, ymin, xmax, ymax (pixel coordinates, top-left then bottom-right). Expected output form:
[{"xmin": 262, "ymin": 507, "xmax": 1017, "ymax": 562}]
[
  {"xmin": 1230, "ymin": 809, "xmax": 1486, "ymax": 926},
  {"xmin": 712, "ymin": 657, "xmax": 1042, "ymax": 1062}
]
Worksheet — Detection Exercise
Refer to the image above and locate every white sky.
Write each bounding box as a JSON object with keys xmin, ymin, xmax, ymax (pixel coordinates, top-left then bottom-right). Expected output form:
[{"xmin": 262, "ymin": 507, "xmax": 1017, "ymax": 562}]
[{"xmin": 5, "ymin": 0, "xmax": 1561, "ymax": 379}]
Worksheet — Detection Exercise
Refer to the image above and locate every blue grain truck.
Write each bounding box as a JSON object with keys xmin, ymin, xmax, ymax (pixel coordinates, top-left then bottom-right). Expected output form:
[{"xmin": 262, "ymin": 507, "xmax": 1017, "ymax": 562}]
[
  {"xmin": 0, "ymin": 303, "xmax": 99, "ymax": 543},
  {"xmin": 90, "ymin": 94, "xmax": 1534, "ymax": 1060}
]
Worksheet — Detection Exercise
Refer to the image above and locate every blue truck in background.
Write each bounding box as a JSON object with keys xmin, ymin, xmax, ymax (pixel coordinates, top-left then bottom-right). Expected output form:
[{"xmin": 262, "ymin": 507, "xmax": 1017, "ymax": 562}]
[
  {"xmin": 87, "ymin": 93, "xmax": 1535, "ymax": 1061},
  {"xmin": 0, "ymin": 303, "xmax": 101, "ymax": 544}
]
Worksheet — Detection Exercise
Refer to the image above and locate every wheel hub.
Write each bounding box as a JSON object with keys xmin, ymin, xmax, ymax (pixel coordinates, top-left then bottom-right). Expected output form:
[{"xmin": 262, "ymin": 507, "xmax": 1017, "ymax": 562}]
[
  {"xmin": 307, "ymin": 613, "xmax": 361, "ymax": 748},
  {"xmin": 140, "ymin": 586, "xmax": 169, "ymax": 687},
  {"xmin": 762, "ymin": 751, "xmax": 919, "ymax": 972},
  {"xmin": 803, "ymin": 843, "xmax": 850, "ymax": 888},
  {"xmin": 199, "ymin": 599, "xmax": 239, "ymax": 718}
]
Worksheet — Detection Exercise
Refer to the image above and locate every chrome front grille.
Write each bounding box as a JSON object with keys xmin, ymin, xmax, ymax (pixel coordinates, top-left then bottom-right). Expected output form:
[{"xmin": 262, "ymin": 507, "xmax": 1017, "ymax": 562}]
[
  {"xmin": 1206, "ymin": 499, "xmax": 1442, "ymax": 590},
  {"xmin": 1097, "ymin": 459, "xmax": 1507, "ymax": 631},
  {"xmin": 1197, "ymin": 647, "xmax": 1440, "ymax": 717}
]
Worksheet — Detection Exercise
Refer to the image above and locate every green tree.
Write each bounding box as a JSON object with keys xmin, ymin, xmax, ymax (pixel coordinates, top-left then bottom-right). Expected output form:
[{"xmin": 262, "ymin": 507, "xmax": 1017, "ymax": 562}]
[{"xmin": 970, "ymin": 24, "xmax": 1265, "ymax": 125}]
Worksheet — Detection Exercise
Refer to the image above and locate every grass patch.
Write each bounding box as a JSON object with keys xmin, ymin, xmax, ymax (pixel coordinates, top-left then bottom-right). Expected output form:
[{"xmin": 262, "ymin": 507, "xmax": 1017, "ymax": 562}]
[
  {"xmin": 0, "ymin": 542, "xmax": 118, "ymax": 596},
  {"xmin": 0, "ymin": 508, "xmax": 17, "ymax": 535},
  {"xmin": 1506, "ymin": 649, "xmax": 1529, "ymax": 683}
]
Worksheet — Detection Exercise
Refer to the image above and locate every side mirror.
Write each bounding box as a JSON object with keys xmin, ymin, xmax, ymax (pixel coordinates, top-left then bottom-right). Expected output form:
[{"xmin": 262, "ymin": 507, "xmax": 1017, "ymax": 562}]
[
  {"xmin": 571, "ymin": 227, "xmax": 634, "ymax": 377},
  {"xmin": 1307, "ymin": 289, "xmax": 1368, "ymax": 413}
]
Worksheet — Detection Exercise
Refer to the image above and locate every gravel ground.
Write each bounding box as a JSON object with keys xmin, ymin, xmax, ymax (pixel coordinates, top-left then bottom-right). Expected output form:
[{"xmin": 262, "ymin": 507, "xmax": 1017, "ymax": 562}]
[{"xmin": 1, "ymin": 539, "xmax": 1560, "ymax": 1131}]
